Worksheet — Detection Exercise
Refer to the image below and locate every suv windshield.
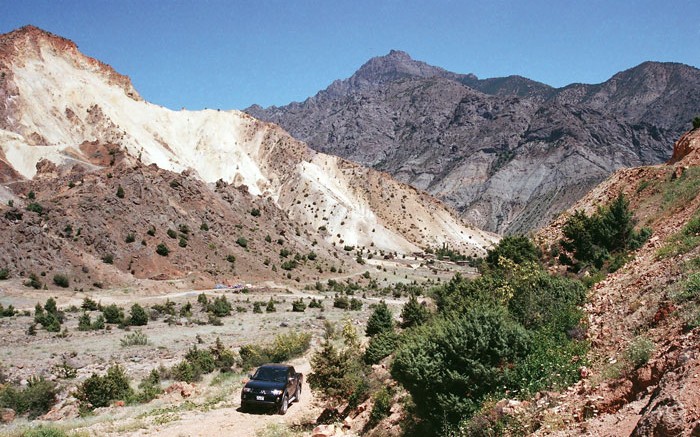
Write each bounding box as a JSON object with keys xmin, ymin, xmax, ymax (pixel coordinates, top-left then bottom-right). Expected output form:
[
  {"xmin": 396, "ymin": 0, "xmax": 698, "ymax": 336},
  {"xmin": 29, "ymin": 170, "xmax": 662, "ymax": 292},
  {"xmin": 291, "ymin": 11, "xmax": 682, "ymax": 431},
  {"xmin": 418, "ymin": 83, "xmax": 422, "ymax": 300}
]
[{"xmin": 252, "ymin": 367, "xmax": 287, "ymax": 383}]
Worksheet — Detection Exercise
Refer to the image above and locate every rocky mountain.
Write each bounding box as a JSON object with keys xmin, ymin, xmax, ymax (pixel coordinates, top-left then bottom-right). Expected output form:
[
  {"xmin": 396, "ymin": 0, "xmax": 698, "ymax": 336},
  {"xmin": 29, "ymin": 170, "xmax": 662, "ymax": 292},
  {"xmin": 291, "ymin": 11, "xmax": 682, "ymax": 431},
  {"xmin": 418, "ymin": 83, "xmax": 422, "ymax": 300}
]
[
  {"xmin": 247, "ymin": 50, "xmax": 700, "ymax": 234},
  {"xmin": 0, "ymin": 26, "xmax": 495, "ymax": 289}
]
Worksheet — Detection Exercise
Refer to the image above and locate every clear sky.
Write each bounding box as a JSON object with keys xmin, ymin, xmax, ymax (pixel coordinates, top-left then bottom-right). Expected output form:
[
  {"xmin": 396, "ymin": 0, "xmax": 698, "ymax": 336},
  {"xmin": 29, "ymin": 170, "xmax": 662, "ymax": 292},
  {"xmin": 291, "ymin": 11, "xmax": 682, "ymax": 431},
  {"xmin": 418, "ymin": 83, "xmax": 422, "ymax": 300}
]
[{"xmin": 3, "ymin": 0, "xmax": 699, "ymax": 110}]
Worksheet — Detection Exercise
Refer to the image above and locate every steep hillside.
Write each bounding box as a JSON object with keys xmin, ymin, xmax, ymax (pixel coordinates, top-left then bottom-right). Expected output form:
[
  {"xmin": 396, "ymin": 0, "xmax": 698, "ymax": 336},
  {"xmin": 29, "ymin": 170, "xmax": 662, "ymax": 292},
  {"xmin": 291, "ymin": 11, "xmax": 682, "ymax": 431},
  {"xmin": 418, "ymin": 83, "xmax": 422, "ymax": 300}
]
[
  {"xmin": 530, "ymin": 128, "xmax": 700, "ymax": 435},
  {"xmin": 0, "ymin": 25, "xmax": 494, "ymax": 285},
  {"xmin": 247, "ymin": 51, "xmax": 700, "ymax": 234}
]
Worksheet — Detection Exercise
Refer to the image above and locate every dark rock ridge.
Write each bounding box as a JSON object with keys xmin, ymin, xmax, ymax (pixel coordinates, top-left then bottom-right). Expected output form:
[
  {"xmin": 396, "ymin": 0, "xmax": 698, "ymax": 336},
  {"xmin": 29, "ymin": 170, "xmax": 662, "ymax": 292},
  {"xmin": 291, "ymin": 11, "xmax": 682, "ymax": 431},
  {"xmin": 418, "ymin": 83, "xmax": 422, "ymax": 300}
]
[{"xmin": 247, "ymin": 52, "xmax": 700, "ymax": 234}]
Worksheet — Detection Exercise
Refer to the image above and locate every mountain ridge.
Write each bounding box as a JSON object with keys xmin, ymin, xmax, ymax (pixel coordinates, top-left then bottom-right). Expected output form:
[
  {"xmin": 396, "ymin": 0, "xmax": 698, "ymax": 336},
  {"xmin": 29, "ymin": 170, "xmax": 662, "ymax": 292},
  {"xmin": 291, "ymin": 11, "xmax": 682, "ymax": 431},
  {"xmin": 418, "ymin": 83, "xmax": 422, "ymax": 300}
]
[{"xmin": 247, "ymin": 51, "xmax": 700, "ymax": 234}]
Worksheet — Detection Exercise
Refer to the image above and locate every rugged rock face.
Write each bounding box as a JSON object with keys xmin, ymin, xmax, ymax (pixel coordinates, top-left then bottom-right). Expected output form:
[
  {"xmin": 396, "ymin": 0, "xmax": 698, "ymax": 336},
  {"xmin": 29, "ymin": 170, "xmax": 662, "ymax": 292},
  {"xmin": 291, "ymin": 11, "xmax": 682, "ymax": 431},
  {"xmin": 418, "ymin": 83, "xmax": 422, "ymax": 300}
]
[
  {"xmin": 247, "ymin": 51, "xmax": 700, "ymax": 234},
  {"xmin": 0, "ymin": 25, "xmax": 495, "ymax": 274}
]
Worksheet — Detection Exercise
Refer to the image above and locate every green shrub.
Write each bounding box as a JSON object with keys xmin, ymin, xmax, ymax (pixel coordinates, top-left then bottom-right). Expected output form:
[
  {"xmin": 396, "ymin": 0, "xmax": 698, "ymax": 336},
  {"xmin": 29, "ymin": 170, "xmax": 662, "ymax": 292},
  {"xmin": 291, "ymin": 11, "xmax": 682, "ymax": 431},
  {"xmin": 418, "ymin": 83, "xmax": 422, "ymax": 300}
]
[
  {"xmin": 334, "ymin": 295, "xmax": 349, "ymax": 309},
  {"xmin": 308, "ymin": 298, "xmax": 323, "ymax": 309},
  {"xmin": 102, "ymin": 304, "xmax": 124, "ymax": 324},
  {"xmin": 200, "ymin": 222, "xmax": 209, "ymax": 231},
  {"xmin": 25, "ymin": 273, "xmax": 42, "ymax": 289},
  {"xmin": 265, "ymin": 298, "xmax": 276, "ymax": 313},
  {"xmin": 135, "ymin": 369, "xmax": 162, "ymax": 403},
  {"xmin": 693, "ymin": 116, "xmax": 700, "ymax": 130},
  {"xmin": 102, "ymin": 253, "xmax": 114, "ymax": 264},
  {"xmin": 250, "ymin": 208, "xmax": 260, "ymax": 217},
  {"xmin": 81, "ymin": 297, "xmax": 99, "ymax": 311},
  {"xmin": 120, "ymin": 330, "xmax": 149, "ymax": 347},
  {"xmin": 292, "ymin": 298, "xmax": 306, "ymax": 312},
  {"xmin": 125, "ymin": 233, "xmax": 136, "ymax": 243},
  {"xmin": 253, "ymin": 302, "xmax": 263, "ymax": 313},
  {"xmin": 116, "ymin": 185, "xmax": 125, "ymax": 198},
  {"xmin": 78, "ymin": 312, "xmax": 92, "ymax": 331},
  {"xmin": 26, "ymin": 202, "xmax": 43, "ymax": 214},
  {"xmin": 75, "ymin": 365, "xmax": 133, "ymax": 410},
  {"xmin": 366, "ymin": 301, "xmax": 393, "ymax": 336},
  {"xmin": 156, "ymin": 243, "xmax": 170, "ymax": 256},
  {"xmin": 167, "ymin": 229, "xmax": 177, "ymax": 239},
  {"xmin": 369, "ymin": 387, "xmax": 393, "ymax": 426},
  {"xmin": 22, "ymin": 426, "xmax": 68, "ymax": 437},
  {"xmin": 625, "ymin": 336, "xmax": 654, "ymax": 368},
  {"xmin": 281, "ymin": 260, "xmax": 297, "ymax": 270},
  {"xmin": 0, "ymin": 268, "xmax": 9, "ymax": 280},
  {"xmin": 147, "ymin": 226, "xmax": 156, "ymax": 236},
  {"xmin": 52, "ymin": 274, "xmax": 69, "ymax": 288},
  {"xmin": 208, "ymin": 295, "xmax": 232, "ymax": 317},
  {"xmin": 0, "ymin": 376, "xmax": 57, "ymax": 419},
  {"xmin": 236, "ymin": 237, "xmax": 248, "ymax": 248},
  {"xmin": 129, "ymin": 303, "xmax": 148, "ymax": 326},
  {"xmin": 92, "ymin": 314, "xmax": 106, "ymax": 330},
  {"xmin": 226, "ymin": 254, "xmax": 236, "ymax": 263},
  {"xmin": 178, "ymin": 237, "xmax": 187, "ymax": 248}
]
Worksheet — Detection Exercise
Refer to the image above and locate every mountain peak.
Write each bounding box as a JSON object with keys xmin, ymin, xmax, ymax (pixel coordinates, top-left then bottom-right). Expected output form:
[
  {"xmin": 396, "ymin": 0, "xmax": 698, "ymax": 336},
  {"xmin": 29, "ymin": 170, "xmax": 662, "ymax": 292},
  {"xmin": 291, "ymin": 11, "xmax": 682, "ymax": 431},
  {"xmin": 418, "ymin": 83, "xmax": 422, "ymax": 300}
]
[
  {"xmin": 351, "ymin": 50, "xmax": 449, "ymax": 85},
  {"xmin": 0, "ymin": 25, "xmax": 142, "ymax": 102}
]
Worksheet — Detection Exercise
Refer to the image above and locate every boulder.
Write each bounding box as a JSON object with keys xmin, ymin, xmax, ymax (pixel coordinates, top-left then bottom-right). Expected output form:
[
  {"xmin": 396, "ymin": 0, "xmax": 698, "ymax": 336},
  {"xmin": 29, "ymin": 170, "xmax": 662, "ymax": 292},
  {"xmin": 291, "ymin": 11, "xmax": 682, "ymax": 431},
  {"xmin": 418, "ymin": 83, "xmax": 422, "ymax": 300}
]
[{"xmin": 0, "ymin": 408, "xmax": 15, "ymax": 423}]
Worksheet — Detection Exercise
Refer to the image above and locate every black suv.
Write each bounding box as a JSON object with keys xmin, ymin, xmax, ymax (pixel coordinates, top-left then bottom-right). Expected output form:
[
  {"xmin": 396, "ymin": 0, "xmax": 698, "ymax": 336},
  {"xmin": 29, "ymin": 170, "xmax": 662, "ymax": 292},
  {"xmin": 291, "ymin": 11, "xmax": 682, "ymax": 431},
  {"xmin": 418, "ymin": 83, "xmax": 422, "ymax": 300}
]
[{"xmin": 240, "ymin": 363, "xmax": 303, "ymax": 414}]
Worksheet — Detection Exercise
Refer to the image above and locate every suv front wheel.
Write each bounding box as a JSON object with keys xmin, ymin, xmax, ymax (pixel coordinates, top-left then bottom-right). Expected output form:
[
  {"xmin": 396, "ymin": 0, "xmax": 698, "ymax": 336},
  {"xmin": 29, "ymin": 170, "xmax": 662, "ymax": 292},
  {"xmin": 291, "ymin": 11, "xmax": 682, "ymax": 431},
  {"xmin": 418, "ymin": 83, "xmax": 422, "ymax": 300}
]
[{"xmin": 278, "ymin": 394, "xmax": 288, "ymax": 415}]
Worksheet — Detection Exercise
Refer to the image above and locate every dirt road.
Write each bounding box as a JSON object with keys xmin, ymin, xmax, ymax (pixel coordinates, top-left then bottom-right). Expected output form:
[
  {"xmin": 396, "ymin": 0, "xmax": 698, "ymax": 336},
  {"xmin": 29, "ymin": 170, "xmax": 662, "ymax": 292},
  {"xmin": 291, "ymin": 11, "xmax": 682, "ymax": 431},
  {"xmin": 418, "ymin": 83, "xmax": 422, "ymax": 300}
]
[{"xmin": 125, "ymin": 359, "xmax": 321, "ymax": 437}]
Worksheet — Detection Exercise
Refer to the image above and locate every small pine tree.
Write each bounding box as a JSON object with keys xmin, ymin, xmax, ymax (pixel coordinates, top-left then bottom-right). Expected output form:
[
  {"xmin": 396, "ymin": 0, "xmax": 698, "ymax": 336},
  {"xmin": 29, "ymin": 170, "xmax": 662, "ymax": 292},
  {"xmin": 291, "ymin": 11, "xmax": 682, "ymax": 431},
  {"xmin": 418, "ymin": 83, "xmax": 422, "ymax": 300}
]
[
  {"xmin": 78, "ymin": 312, "xmax": 92, "ymax": 331},
  {"xmin": 265, "ymin": 298, "xmax": 276, "ymax": 313},
  {"xmin": 116, "ymin": 185, "xmax": 125, "ymax": 198},
  {"xmin": 366, "ymin": 301, "xmax": 393, "ymax": 337},
  {"xmin": 156, "ymin": 243, "xmax": 170, "ymax": 256},
  {"xmin": 400, "ymin": 295, "xmax": 430, "ymax": 329}
]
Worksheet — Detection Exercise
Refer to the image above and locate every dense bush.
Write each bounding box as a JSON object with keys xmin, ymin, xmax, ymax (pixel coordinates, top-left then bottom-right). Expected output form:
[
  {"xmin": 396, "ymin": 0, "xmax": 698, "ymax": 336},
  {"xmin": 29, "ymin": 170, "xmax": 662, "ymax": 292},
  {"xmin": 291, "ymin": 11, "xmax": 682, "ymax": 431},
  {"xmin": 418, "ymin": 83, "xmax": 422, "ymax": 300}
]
[
  {"xmin": 52, "ymin": 274, "xmax": 69, "ymax": 288},
  {"xmin": 25, "ymin": 273, "xmax": 42, "ymax": 289},
  {"xmin": 239, "ymin": 332, "xmax": 311, "ymax": 370},
  {"xmin": 393, "ymin": 259, "xmax": 588, "ymax": 433},
  {"xmin": 120, "ymin": 330, "xmax": 149, "ymax": 347},
  {"xmin": 291, "ymin": 298, "xmax": 306, "ymax": 312},
  {"xmin": 34, "ymin": 298, "xmax": 62, "ymax": 332},
  {"xmin": 102, "ymin": 304, "xmax": 124, "ymax": 324},
  {"xmin": 309, "ymin": 340, "xmax": 368, "ymax": 404},
  {"xmin": 484, "ymin": 235, "xmax": 541, "ymax": 270},
  {"xmin": 207, "ymin": 295, "xmax": 232, "ymax": 317},
  {"xmin": 129, "ymin": 303, "xmax": 148, "ymax": 326},
  {"xmin": 236, "ymin": 237, "xmax": 248, "ymax": 248},
  {"xmin": 392, "ymin": 307, "xmax": 531, "ymax": 426},
  {"xmin": 0, "ymin": 376, "xmax": 57, "ymax": 418},
  {"xmin": 0, "ymin": 268, "xmax": 8, "ymax": 280},
  {"xmin": 333, "ymin": 295, "xmax": 349, "ymax": 309},
  {"xmin": 75, "ymin": 365, "xmax": 133, "ymax": 410}
]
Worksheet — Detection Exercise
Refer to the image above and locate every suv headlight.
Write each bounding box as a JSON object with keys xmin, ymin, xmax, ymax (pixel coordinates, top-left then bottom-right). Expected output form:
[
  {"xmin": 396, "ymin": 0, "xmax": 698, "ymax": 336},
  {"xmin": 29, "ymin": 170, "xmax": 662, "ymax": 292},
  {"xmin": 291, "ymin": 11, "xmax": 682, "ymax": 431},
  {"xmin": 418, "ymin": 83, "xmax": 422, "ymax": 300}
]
[
  {"xmin": 270, "ymin": 389, "xmax": 283, "ymax": 396},
  {"xmin": 242, "ymin": 387, "xmax": 252, "ymax": 393}
]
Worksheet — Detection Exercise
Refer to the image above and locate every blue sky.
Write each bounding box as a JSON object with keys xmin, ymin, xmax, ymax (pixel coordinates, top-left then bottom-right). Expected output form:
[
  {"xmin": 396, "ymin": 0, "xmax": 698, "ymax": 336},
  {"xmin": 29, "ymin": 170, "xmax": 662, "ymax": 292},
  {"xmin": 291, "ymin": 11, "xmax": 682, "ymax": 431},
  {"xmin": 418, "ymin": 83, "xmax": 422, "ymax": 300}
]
[{"xmin": 3, "ymin": 0, "xmax": 699, "ymax": 110}]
